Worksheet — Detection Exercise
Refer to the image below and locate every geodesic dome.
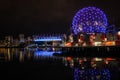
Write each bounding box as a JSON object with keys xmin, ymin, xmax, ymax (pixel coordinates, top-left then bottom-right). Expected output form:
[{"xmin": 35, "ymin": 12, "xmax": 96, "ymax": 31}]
[{"xmin": 72, "ymin": 7, "xmax": 108, "ymax": 34}]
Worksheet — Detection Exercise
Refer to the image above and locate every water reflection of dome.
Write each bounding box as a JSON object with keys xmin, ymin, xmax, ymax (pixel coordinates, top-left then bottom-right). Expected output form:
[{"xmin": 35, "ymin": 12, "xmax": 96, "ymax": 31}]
[
  {"xmin": 72, "ymin": 7, "xmax": 108, "ymax": 34},
  {"xmin": 74, "ymin": 68, "xmax": 110, "ymax": 80},
  {"xmin": 62, "ymin": 57, "xmax": 119, "ymax": 80}
]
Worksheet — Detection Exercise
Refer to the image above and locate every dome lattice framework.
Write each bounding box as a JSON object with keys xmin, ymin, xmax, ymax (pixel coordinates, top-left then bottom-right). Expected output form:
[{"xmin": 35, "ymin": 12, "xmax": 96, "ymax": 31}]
[{"xmin": 72, "ymin": 7, "xmax": 108, "ymax": 34}]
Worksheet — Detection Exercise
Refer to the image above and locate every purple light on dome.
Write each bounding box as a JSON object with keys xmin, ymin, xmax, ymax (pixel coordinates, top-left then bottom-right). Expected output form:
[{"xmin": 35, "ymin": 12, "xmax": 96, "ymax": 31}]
[{"xmin": 72, "ymin": 7, "xmax": 108, "ymax": 34}]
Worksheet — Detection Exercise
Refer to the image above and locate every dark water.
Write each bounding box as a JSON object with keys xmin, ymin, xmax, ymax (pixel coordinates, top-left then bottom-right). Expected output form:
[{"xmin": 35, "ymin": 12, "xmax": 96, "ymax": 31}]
[{"xmin": 0, "ymin": 48, "xmax": 120, "ymax": 80}]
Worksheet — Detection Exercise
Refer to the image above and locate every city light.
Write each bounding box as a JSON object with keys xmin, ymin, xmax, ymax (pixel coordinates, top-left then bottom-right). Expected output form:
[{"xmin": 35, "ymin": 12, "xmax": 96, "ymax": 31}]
[{"xmin": 118, "ymin": 31, "xmax": 120, "ymax": 35}]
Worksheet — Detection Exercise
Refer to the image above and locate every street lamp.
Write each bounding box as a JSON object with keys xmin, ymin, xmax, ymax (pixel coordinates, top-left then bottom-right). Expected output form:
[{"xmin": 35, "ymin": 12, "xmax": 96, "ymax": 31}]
[{"xmin": 117, "ymin": 31, "xmax": 120, "ymax": 40}]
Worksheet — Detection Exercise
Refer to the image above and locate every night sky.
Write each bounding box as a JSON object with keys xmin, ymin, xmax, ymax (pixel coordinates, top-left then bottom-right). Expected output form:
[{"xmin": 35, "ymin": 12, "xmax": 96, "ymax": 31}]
[{"xmin": 0, "ymin": 0, "xmax": 120, "ymax": 38}]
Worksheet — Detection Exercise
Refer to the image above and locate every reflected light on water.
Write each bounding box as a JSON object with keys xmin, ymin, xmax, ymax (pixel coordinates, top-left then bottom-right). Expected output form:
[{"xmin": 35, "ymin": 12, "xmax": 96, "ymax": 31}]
[
  {"xmin": 19, "ymin": 51, "xmax": 24, "ymax": 62},
  {"xmin": 0, "ymin": 48, "xmax": 120, "ymax": 80},
  {"xmin": 34, "ymin": 50, "xmax": 61, "ymax": 57},
  {"xmin": 34, "ymin": 51, "xmax": 54, "ymax": 56},
  {"xmin": 7, "ymin": 48, "xmax": 11, "ymax": 61}
]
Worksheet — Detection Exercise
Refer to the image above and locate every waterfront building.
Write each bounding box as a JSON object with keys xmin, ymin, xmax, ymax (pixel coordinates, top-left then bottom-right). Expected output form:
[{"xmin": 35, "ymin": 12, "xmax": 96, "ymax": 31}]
[
  {"xmin": 13, "ymin": 39, "xmax": 19, "ymax": 47},
  {"xmin": 26, "ymin": 36, "xmax": 33, "ymax": 44},
  {"xmin": 106, "ymin": 33, "xmax": 116, "ymax": 41},
  {"xmin": 68, "ymin": 34, "xmax": 74, "ymax": 43},
  {"xmin": 78, "ymin": 34, "xmax": 84, "ymax": 46},
  {"xmin": 19, "ymin": 34, "xmax": 25, "ymax": 43},
  {"xmin": 4, "ymin": 36, "xmax": 14, "ymax": 46}
]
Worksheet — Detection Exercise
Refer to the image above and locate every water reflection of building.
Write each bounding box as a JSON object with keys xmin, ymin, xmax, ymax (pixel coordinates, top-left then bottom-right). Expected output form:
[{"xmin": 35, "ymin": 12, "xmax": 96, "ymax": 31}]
[{"xmin": 0, "ymin": 48, "xmax": 34, "ymax": 62}]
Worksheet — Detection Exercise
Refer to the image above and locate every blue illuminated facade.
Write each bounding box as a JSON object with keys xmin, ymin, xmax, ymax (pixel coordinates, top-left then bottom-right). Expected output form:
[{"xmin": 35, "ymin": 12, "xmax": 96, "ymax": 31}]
[{"xmin": 72, "ymin": 7, "xmax": 108, "ymax": 34}]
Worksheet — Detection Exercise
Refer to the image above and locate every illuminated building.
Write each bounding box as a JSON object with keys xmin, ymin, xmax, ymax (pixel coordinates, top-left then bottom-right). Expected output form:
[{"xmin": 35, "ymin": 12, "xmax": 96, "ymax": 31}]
[
  {"xmin": 72, "ymin": 6, "xmax": 108, "ymax": 34},
  {"xmin": 68, "ymin": 34, "xmax": 74, "ymax": 43},
  {"xmin": 19, "ymin": 34, "xmax": 25, "ymax": 43},
  {"xmin": 5, "ymin": 36, "xmax": 13, "ymax": 46}
]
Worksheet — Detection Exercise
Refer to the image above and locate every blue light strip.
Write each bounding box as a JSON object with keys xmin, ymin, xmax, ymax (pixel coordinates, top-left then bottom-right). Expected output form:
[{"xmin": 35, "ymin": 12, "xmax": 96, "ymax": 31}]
[{"xmin": 34, "ymin": 37, "xmax": 62, "ymax": 42}]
